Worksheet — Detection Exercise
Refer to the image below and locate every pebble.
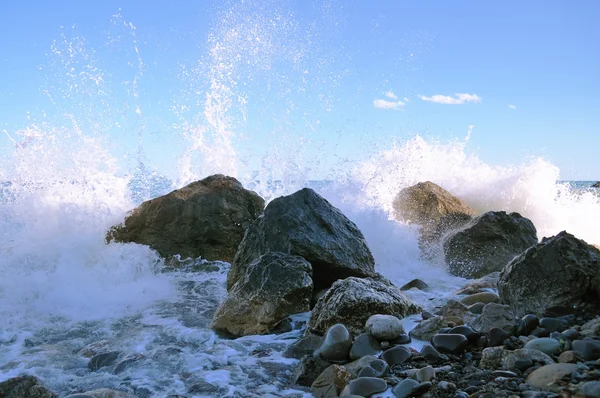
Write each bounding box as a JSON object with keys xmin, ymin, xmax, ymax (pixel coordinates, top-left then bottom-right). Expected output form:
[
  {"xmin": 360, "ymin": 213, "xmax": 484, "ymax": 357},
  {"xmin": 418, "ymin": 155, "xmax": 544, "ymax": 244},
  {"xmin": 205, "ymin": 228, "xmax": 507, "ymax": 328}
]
[
  {"xmin": 488, "ymin": 327, "xmax": 510, "ymax": 347},
  {"xmin": 349, "ymin": 333, "xmax": 380, "ymax": 360},
  {"xmin": 392, "ymin": 378, "xmax": 419, "ymax": 398},
  {"xmin": 523, "ymin": 337, "xmax": 561, "ymax": 356},
  {"xmin": 382, "ymin": 345, "xmax": 412, "ymax": 366},
  {"xmin": 415, "ymin": 365, "xmax": 435, "ymax": 382},
  {"xmin": 365, "ymin": 314, "xmax": 404, "ymax": 341},
  {"xmin": 558, "ymin": 350, "xmax": 579, "ymax": 363},
  {"xmin": 345, "ymin": 377, "xmax": 388, "ymax": 396},
  {"xmin": 431, "ymin": 333, "xmax": 468, "ymax": 354},
  {"xmin": 517, "ymin": 314, "xmax": 539, "ymax": 336},
  {"xmin": 447, "ymin": 325, "xmax": 479, "ymax": 343},
  {"xmin": 420, "ymin": 345, "xmax": 443, "ymax": 361}
]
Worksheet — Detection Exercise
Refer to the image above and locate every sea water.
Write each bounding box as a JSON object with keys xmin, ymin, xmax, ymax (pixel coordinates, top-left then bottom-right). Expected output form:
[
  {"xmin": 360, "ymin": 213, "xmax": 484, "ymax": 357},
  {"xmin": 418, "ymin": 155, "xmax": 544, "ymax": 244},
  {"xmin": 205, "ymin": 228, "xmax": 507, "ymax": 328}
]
[{"xmin": 1, "ymin": 1, "xmax": 599, "ymax": 396}]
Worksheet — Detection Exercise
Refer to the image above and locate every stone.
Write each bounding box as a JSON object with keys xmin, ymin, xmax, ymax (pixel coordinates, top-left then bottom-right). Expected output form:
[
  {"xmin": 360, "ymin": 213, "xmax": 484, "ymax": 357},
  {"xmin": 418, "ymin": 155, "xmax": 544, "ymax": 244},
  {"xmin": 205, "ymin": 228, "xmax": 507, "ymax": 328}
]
[
  {"xmin": 350, "ymin": 333, "xmax": 380, "ymax": 360},
  {"xmin": 187, "ymin": 382, "xmax": 219, "ymax": 395},
  {"xmin": 211, "ymin": 252, "xmax": 313, "ymax": 337},
  {"xmin": 573, "ymin": 339, "xmax": 600, "ymax": 361},
  {"xmin": 437, "ymin": 299, "xmax": 471, "ymax": 320},
  {"xmin": 357, "ymin": 359, "xmax": 388, "ymax": 378},
  {"xmin": 415, "ymin": 365, "xmax": 436, "ymax": 382},
  {"xmin": 447, "ymin": 325, "xmax": 479, "ymax": 343},
  {"xmin": 420, "ymin": 345, "xmax": 444, "ymax": 361},
  {"xmin": 479, "ymin": 347, "xmax": 555, "ymax": 371},
  {"xmin": 460, "ymin": 292, "xmax": 499, "ymax": 306},
  {"xmin": 443, "ymin": 211, "xmax": 537, "ymax": 279},
  {"xmin": 392, "ymin": 378, "xmax": 420, "ymax": 398},
  {"xmin": 382, "ymin": 345, "xmax": 412, "ymax": 366},
  {"xmin": 229, "ymin": 188, "xmax": 375, "ymax": 291},
  {"xmin": 283, "ymin": 333, "xmax": 324, "ymax": 359},
  {"xmin": 345, "ymin": 377, "xmax": 388, "ymax": 396},
  {"xmin": 468, "ymin": 302, "xmax": 486, "ymax": 314},
  {"xmin": 455, "ymin": 272, "xmax": 501, "ymax": 295},
  {"xmin": 77, "ymin": 340, "xmax": 111, "ymax": 358},
  {"xmin": 317, "ymin": 324, "xmax": 353, "ymax": 363},
  {"xmin": 526, "ymin": 363, "xmax": 579, "ymax": 392},
  {"xmin": 488, "ymin": 327, "xmax": 510, "ymax": 347},
  {"xmin": 88, "ymin": 351, "xmax": 120, "ymax": 371},
  {"xmin": 409, "ymin": 316, "xmax": 446, "ymax": 341},
  {"xmin": 523, "ymin": 338, "xmax": 561, "ymax": 356},
  {"xmin": 311, "ymin": 364, "xmax": 352, "ymax": 398},
  {"xmin": 390, "ymin": 334, "xmax": 411, "ymax": 345},
  {"xmin": 365, "ymin": 314, "xmax": 404, "ymax": 341},
  {"xmin": 498, "ymin": 231, "xmax": 600, "ymax": 317},
  {"xmin": 65, "ymin": 390, "xmax": 136, "ymax": 398},
  {"xmin": 343, "ymin": 355, "xmax": 379, "ymax": 378},
  {"xmin": 539, "ymin": 318, "xmax": 569, "ymax": 333},
  {"xmin": 293, "ymin": 354, "xmax": 331, "ymax": 387},
  {"xmin": 107, "ymin": 174, "xmax": 264, "ymax": 261},
  {"xmin": 308, "ymin": 277, "xmax": 420, "ymax": 336},
  {"xmin": 431, "ymin": 334, "xmax": 468, "ymax": 354},
  {"xmin": 400, "ymin": 278, "xmax": 430, "ymax": 291},
  {"xmin": 578, "ymin": 381, "xmax": 600, "ymax": 397},
  {"xmin": 517, "ymin": 314, "xmax": 540, "ymax": 336},
  {"xmin": 557, "ymin": 350, "xmax": 580, "ymax": 363},
  {"xmin": 0, "ymin": 376, "xmax": 57, "ymax": 398},
  {"xmin": 472, "ymin": 303, "xmax": 516, "ymax": 334},
  {"xmin": 581, "ymin": 317, "xmax": 600, "ymax": 337}
]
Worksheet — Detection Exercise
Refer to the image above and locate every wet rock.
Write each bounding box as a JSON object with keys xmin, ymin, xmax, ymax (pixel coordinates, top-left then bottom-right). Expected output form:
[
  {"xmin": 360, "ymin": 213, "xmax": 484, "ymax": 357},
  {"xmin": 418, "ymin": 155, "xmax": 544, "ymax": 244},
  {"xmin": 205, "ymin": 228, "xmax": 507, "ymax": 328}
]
[
  {"xmin": 65, "ymin": 389, "xmax": 136, "ymax": 398},
  {"xmin": 468, "ymin": 302, "xmax": 486, "ymax": 314},
  {"xmin": 294, "ymin": 354, "xmax": 331, "ymax": 387},
  {"xmin": 365, "ymin": 314, "xmax": 404, "ymax": 341},
  {"xmin": 77, "ymin": 340, "xmax": 111, "ymax": 358},
  {"xmin": 212, "ymin": 252, "xmax": 313, "ymax": 337},
  {"xmin": 415, "ymin": 365, "xmax": 436, "ymax": 382},
  {"xmin": 311, "ymin": 364, "xmax": 352, "ymax": 398},
  {"xmin": 517, "ymin": 314, "xmax": 540, "ymax": 336},
  {"xmin": 488, "ymin": 327, "xmax": 510, "ymax": 347},
  {"xmin": 283, "ymin": 333, "xmax": 324, "ymax": 359},
  {"xmin": 345, "ymin": 377, "xmax": 388, "ymax": 396},
  {"xmin": 409, "ymin": 316, "xmax": 446, "ymax": 341},
  {"xmin": 447, "ymin": 325, "xmax": 479, "ymax": 343},
  {"xmin": 526, "ymin": 363, "xmax": 579, "ymax": 392},
  {"xmin": 573, "ymin": 339, "xmax": 600, "ymax": 361},
  {"xmin": 107, "ymin": 174, "xmax": 264, "ymax": 262},
  {"xmin": 431, "ymin": 333, "xmax": 468, "ymax": 354},
  {"xmin": 0, "ymin": 376, "xmax": 57, "ymax": 398},
  {"xmin": 479, "ymin": 347, "xmax": 555, "ymax": 371},
  {"xmin": 344, "ymin": 355, "xmax": 379, "ymax": 378},
  {"xmin": 400, "ymin": 278, "xmax": 430, "ymax": 291},
  {"xmin": 308, "ymin": 277, "xmax": 420, "ymax": 335},
  {"xmin": 88, "ymin": 351, "xmax": 120, "ymax": 371},
  {"xmin": 523, "ymin": 338, "xmax": 561, "ymax": 356},
  {"xmin": 420, "ymin": 345, "xmax": 444, "ymax": 361},
  {"xmin": 390, "ymin": 334, "xmax": 411, "ymax": 346},
  {"xmin": 350, "ymin": 333, "xmax": 380, "ymax": 360},
  {"xmin": 317, "ymin": 324, "xmax": 352, "ymax": 363},
  {"xmin": 230, "ymin": 188, "xmax": 375, "ymax": 291},
  {"xmin": 382, "ymin": 345, "xmax": 412, "ymax": 366},
  {"xmin": 455, "ymin": 272, "xmax": 501, "ymax": 295},
  {"xmin": 357, "ymin": 359, "xmax": 388, "ymax": 378},
  {"xmin": 443, "ymin": 211, "xmax": 537, "ymax": 279},
  {"xmin": 498, "ymin": 231, "xmax": 600, "ymax": 317},
  {"xmin": 392, "ymin": 378, "xmax": 420, "ymax": 398},
  {"xmin": 472, "ymin": 303, "xmax": 516, "ymax": 334},
  {"xmin": 460, "ymin": 292, "xmax": 499, "ymax": 306},
  {"xmin": 113, "ymin": 353, "xmax": 144, "ymax": 374}
]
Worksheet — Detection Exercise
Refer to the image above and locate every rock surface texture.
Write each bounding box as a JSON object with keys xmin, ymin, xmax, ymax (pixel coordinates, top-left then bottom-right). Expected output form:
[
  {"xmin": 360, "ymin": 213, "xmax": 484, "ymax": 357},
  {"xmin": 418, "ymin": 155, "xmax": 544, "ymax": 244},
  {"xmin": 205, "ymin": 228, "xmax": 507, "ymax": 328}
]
[{"xmin": 107, "ymin": 174, "xmax": 265, "ymax": 261}]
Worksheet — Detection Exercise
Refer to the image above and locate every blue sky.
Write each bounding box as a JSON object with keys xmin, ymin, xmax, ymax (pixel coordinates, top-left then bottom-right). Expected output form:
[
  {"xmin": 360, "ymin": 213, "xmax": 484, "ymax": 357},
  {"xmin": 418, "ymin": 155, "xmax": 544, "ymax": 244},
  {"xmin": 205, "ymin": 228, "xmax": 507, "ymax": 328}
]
[{"xmin": 1, "ymin": 0, "xmax": 599, "ymax": 180}]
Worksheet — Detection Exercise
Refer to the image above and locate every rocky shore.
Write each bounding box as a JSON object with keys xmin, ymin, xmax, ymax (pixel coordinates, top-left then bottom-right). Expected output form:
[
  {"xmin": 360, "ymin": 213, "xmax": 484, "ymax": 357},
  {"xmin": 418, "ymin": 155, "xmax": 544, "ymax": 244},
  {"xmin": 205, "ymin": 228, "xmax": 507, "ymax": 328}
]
[{"xmin": 3, "ymin": 175, "xmax": 600, "ymax": 398}]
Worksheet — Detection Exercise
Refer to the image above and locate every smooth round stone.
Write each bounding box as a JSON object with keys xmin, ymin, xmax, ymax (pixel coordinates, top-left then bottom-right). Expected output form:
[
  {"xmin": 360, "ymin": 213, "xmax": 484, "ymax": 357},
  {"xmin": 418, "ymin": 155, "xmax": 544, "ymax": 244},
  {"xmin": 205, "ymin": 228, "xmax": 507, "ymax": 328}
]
[
  {"xmin": 468, "ymin": 302, "xmax": 486, "ymax": 314},
  {"xmin": 524, "ymin": 337, "xmax": 561, "ymax": 356},
  {"xmin": 347, "ymin": 377, "xmax": 388, "ymax": 396},
  {"xmin": 392, "ymin": 378, "xmax": 420, "ymax": 398},
  {"xmin": 562, "ymin": 328, "xmax": 580, "ymax": 341},
  {"xmin": 573, "ymin": 339, "xmax": 600, "ymax": 361},
  {"xmin": 514, "ymin": 358, "xmax": 534, "ymax": 371},
  {"xmin": 517, "ymin": 314, "xmax": 539, "ymax": 336},
  {"xmin": 420, "ymin": 344, "xmax": 443, "ymax": 361},
  {"xmin": 382, "ymin": 345, "xmax": 412, "ymax": 366},
  {"xmin": 350, "ymin": 333, "xmax": 381, "ymax": 360},
  {"xmin": 431, "ymin": 333, "xmax": 468, "ymax": 354},
  {"xmin": 390, "ymin": 333, "xmax": 411, "ymax": 346},
  {"xmin": 357, "ymin": 359, "xmax": 389, "ymax": 378},
  {"xmin": 526, "ymin": 363, "xmax": 579, "ymax": 391},
  {"xmin": 578, "ymin": 381, "xmax": 600, "ymax": 397},
  {"xmin": 558, "ymin": 350, "xmax": 579, "ymax": 363},
  {"xmin": 531, "ymin": 328, "xmax": 550, "ymax": 338},
  {"xmin": 415, "ymin": 365, "xmax": 436, "ymax": 382},
  {"xmin": 447, "ymin": 325, "xmax": 479, "ymax": 343},
  {"xmin": 365, "ymin": 314, "xmax": 404, "ymax": 341},
  {"xmin": 317, "ymin": 323, "xmax": 352, "ymax": 362},
  {"xmin": 460, "ymin": 292, "xmax": 499, "ymax": 306},
  {"xmin": 539, "ymin": 317, "xmax": 569, "ymax": 333},
  {"xmin": 488, "ymin": 327, "xmax": 509, "ymax": 347}
]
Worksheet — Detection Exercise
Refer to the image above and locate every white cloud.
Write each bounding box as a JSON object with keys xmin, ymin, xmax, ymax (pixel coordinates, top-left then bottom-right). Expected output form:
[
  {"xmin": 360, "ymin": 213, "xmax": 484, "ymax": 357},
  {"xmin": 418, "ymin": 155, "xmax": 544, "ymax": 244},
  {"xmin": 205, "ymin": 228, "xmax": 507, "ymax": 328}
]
[
  {"xmin": 384, "ymin": 90, "xmax": 398, "ymax": 100},
  {"xmin": 373, "ymin": 99, "xmax": 405, "ymax": 109},
  {"xmin": 404, "ymin": 97, "xmax": 410, "ymax": 102},
  {"xmin": 420, "ymin": 93, "xmax": 482, "ymax": 105},
  {"xmin": 508, "ymin": 104, "xmax": 516, "ymax": 109}
]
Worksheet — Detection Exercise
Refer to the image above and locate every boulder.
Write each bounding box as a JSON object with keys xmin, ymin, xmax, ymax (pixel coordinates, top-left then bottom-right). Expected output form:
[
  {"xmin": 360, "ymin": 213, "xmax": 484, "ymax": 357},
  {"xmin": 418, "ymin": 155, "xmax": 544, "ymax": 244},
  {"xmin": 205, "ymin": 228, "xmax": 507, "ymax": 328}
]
[
  {"xmin": 228, "ymin": 188, "xmax": 375, "ymax": 291},
  {"xmin": 211, "ymin": 252, "xmax": 313, "ymax": 337},
  {"xmin": 107, "ymin": 174, "xmax": 264, "ymax": 261},
  {"xmin": 392, "ymin": 181, "xmax": 476, "ymax": 259},
  {"xmin": 498, "ymin": 231, "xmax": 600, "ymax": 317},
  {"xmin": 443, "ymin": 211, "xmax": 538, "ymax": 279},
  {"xmin": 308, "ymin": 277, "xmax": 420, "ymax": 336},
  {"xmin": 0, "ymin": 376, "xmax": 57, "ymax": 398}
]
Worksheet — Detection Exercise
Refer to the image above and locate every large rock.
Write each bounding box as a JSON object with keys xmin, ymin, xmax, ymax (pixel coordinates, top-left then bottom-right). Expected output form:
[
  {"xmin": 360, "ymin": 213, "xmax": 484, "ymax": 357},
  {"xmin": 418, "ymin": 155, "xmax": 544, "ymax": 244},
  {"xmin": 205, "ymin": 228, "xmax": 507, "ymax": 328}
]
[
  {"xmin": 443, "ymin": 211, "xmax": 538, "ymax": 278},
  {"xmin": 107, "ymin": 174, "xmax": 264, "ymax": 261},
  {"xmin": 498, "ymin": 231, "xmax": 600, "ymax": 317},
  {"xmin": 211, "ymin": 252, "xmax": 313, "ymax": 337},
  {"xmin": 308, "ymin": 277, "xmax": 420, "ymax": 336},
  {"xmin": 228, "ymin": 188, "xmax": 375, "ymax": 291},
  {"xmin": 392, "ymin": 181, "xmax": 476, "ymax": 259},
  {"xmin": 0, "ymin": 376, "xmax": 57, "ymax": 398}
]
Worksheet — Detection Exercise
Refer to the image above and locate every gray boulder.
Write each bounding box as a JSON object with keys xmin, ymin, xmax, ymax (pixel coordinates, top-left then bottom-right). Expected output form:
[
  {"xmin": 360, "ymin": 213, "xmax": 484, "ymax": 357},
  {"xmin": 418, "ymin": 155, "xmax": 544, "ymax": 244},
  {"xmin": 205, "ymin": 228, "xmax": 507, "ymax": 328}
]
[
  {"xmin": 308, "ymin": 277, "xmax": 420, "ymax": 336},
  {"xmin": 498, "ymin": 231, "xmax": 600, "ymax": 317},
  {"xmin": 228, "ymin": 188, "xmax": 375, "ymax": 291},
  {"xmin": 107, "ymin": 174, "xmax": 264, "ymax": 262},
  {"xmin": 0, "ymin": 376, "xmax": 57, "ymax": 398},
  {"xmin": 443, "ymin": 211, "xmax": 537, "ymax": 279},
  {"xmin": 211, "ymin": 252, "xmax": 312, "ymax": 337}
]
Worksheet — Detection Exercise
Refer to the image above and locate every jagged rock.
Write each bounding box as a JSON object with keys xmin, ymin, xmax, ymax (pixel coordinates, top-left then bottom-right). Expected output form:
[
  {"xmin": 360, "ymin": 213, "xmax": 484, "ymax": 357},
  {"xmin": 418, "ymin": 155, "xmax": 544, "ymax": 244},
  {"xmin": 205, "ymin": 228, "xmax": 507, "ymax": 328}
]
[
  {"xmin": 311, "ymin": 364, "xmax": 352, "ymax": 398},
  {"xmin": 443, "ymin": 211, "xmax": 537, "ymax": 279},
  {"xmin": 498, "ymin": 231, "xmax": 600, "ymax": 317},
  {"xmin": 455, "ymin": 272, "xmax": 500, "ymax": 295},
  {"xmin": 392, "ymin": 181, "xmax": 476, "ymax": 260},
  {"xmin": 308, "ymin": 277, "xmax": 420, "ymax": 336},
  {"xmin": 472, "ymin": 303, "xmax": 516, "ymax": 334},
  {"xmin": 107, "ymin": 174, "xmax": 264, "ymax": 261},
  {"xmin": 0, "ymin": 376, "xmax": 57, "ymax": 398},
  {"xmin": 212, "ymin": 252, "xmax": 312, "ymax": 337},
  {"xmin": 229, "ymin": 188, "xmax": 375, "ymax": 291},
  {"xmin": 409, "ymin": 316, "xmax": 446, "ymax": 341}
]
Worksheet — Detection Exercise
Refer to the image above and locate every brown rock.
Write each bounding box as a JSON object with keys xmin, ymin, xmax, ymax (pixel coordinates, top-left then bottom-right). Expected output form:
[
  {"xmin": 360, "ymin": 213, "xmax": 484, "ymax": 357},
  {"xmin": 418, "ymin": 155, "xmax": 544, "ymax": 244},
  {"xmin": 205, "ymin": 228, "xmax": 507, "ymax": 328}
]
[{"xmin": 311, "ymin": 365, "xmax": 352, "ymax": 398}]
